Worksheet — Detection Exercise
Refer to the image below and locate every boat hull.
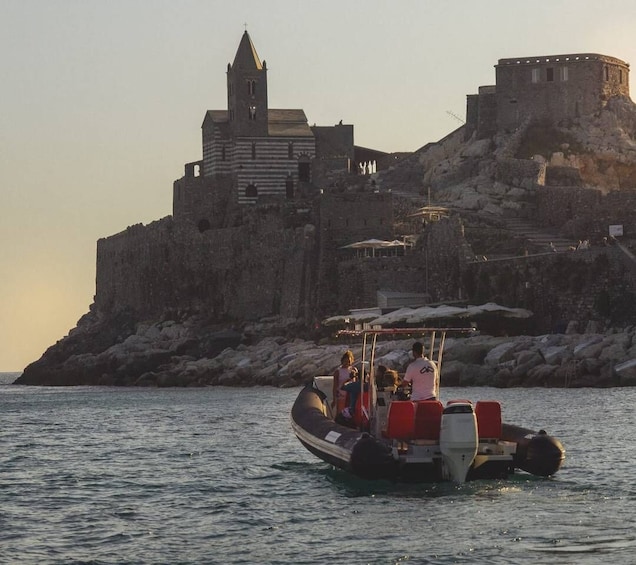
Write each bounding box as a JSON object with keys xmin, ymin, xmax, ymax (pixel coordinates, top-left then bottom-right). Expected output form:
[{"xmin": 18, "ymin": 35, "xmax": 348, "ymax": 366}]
[{"xmin": 292, "ymin": 382, "xmax": 564, "ymax": 482}]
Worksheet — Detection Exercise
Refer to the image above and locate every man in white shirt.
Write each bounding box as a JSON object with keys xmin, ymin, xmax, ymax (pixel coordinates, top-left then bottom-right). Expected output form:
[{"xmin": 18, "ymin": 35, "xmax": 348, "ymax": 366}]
[{"xmin": 403, "ymin": 341, "xmax": 439, "ymax": 401}]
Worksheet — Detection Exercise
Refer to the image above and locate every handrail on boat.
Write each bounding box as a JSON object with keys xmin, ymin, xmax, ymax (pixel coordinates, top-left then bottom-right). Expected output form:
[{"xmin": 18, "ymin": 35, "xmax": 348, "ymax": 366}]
[{"xmin": 335, "ymin": 327, "xmax": 475, "ymax": 430}]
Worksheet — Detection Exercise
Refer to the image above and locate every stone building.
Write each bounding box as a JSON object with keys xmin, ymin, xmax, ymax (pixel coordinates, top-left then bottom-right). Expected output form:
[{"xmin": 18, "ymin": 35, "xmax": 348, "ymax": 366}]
[
  {"xmin": 467, "ymin": 53, "xmax": 630, "ymax": 138},
  {"xmin": 172, "ymin": 31, "xmax": 363, "ymax": 232}
]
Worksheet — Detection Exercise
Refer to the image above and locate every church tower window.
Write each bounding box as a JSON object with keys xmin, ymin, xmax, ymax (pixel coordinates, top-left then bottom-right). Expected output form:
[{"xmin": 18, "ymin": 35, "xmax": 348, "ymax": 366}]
[
  {"xmin": 288, "ymin": 142, "xmax": 294, "ymax": 158},
  {"xmin": 245, "ymin": 184, "xmax": 257, "ymax": 198},
  {"xmin": 247, "ymin": 80, "xmax": 256, "ymax": 95},
  {"xmin": 249, "ymin": 105, "xmax": 257, "ymax": 120}
]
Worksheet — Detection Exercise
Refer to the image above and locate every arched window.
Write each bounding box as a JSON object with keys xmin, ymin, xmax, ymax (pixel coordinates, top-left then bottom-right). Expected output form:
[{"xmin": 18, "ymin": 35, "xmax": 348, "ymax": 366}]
[
  {"xmin": 249, "ymin": 106, "xmax": 257, "ymax": 120},
  {"xmin": 245, "ymin": 184, "xmax": 258, "ymax": 198},
  {"xmin": 247, "ymin": 80, "xmax": 256, "ymax": 95}
]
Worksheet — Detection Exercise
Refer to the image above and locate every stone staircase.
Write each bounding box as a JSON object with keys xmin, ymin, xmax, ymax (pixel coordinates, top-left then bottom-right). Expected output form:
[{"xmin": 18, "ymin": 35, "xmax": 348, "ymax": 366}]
[{"xmin": 503, "ymin": 217, "xmax": 578, "ymax": 253}]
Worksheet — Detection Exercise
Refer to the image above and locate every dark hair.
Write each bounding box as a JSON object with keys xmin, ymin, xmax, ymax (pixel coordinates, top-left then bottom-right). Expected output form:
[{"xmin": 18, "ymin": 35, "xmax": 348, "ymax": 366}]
[{"xmin": 412, "ymin": 341, "xmax": 424, "ymax": 356}]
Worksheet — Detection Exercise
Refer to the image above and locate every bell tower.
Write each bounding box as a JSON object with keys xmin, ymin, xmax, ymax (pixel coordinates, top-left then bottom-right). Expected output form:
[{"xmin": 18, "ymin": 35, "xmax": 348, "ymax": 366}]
[{"xmin": 227, "ymin": 31, "xmax": 269, "ymax": 138}]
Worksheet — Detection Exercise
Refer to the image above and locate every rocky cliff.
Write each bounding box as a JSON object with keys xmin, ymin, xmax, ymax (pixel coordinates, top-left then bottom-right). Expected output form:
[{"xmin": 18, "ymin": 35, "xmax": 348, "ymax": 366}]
[{"xmin": 15, "ymin": 313, "xmax": 636, "ymax": 389}]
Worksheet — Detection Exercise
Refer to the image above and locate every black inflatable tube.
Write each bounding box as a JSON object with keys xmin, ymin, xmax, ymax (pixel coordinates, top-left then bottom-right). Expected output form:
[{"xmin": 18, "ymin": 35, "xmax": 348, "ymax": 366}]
[{"xmin": 501, "ymin": 423, "xmax": 565, "ymax": 477}]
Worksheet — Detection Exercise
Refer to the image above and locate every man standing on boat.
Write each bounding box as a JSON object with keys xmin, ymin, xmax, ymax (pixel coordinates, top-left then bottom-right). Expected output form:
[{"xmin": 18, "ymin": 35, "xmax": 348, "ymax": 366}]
[{"xmin": 402, "ymin": 341, "xmax": 439, "ymax": 401}]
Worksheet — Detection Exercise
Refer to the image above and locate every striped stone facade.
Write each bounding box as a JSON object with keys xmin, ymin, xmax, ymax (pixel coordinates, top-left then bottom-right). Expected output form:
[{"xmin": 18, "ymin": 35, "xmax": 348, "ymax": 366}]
[{"xmin": 174, "ymin": 30, "xmax": 344, "ymax": 224}]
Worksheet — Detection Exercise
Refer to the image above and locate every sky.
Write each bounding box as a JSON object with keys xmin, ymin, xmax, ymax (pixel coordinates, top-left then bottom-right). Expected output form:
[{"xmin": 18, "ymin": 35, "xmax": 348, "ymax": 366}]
[{"xmin": 2, "ymin": 0, "xmax": 636, "ymax": 371}]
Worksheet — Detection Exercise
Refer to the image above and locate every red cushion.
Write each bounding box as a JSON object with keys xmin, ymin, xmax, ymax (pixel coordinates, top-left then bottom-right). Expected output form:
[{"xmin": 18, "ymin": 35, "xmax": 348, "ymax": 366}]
[
  {"xmin": 475, "ymin": 400, "xmax": 502, "ymax": 439},
  {"xmin": 384, "ymin": 401, "xmax": 415, "ymax": 439},
  {"xmin": 414, "ymin": 400, "xmax": 443, "ymax": 440},
  {"xmin": 353, "ymin": 391, "xmax": 370, "ymax": 427}
]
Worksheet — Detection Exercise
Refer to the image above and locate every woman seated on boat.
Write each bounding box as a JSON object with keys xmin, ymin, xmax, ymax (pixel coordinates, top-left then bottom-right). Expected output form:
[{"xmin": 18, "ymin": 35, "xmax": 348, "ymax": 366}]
[
  {"xmin": 332, "ymin": 350, "xmax": 357, "ymax": 417},
  {"xmin": 340, "ymin": 374, "xmax": 368, "ymax": 420},
  {"xmin": 375, "ymin": 365, "xmax": 401, "ymax": 391}
]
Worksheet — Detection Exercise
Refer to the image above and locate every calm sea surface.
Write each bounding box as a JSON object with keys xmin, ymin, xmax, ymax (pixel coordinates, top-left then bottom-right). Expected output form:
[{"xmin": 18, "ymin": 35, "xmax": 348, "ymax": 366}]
[{"xmin": 2, "ymin": 371, "xmax": 636, "ymax": 564}]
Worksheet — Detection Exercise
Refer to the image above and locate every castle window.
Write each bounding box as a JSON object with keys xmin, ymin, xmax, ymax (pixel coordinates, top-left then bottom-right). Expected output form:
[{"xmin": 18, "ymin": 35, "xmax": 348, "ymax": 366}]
[
  {"xmin": 605, "ymin": 66, "xmax": 609, "ymax": 81},
  {"xmin": 619, "ymin": 69, "xmax": 623, "ymax": 83},
  {"xmin": 288, "ymin": 142, "xmax": 294, "ymax": 159},
  {"xmin": 531, "ymin": 68, "xmax": 540, "ymax": 83},
  {"xmin": 251, "ymin": 142, "xmax": 256, "ymax": 159},
  {"xmin": 546, "ymin": 67, "xmax": 554, "ymax": 82},
  {"xmin": 249, "ymin": 106, "xmax": 257, "ymax": 120},
  {"xmin": 247, "ymin": 80, "xmax": 256, "ymax": 95},
  {"xmin": 245, "ymin": 184, "xmax": 257, "ymax": 198},
  {"xmin": 560, "ymin": 66, "xmax": 569, "ymax": 81}
]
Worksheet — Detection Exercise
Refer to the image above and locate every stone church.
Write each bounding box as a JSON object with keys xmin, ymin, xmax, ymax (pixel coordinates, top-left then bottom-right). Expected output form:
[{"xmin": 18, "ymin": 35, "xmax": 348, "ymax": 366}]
[{"xmin": 172, "ymin": 31, "xmax": 364, "ymax": 232}]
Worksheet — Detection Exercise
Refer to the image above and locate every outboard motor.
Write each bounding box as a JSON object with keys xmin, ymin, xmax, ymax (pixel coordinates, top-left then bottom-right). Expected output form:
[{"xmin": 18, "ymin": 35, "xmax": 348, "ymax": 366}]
[{"xmin": 439, "ymin": 402, "xmax": 478, "ymax": 483}]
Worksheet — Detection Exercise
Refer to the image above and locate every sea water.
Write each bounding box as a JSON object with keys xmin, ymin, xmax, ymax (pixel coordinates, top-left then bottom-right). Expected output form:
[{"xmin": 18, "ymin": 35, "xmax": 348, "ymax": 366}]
[{"xmin": 2, "ymin": 372, "xmax": 636, "ymax": 564}]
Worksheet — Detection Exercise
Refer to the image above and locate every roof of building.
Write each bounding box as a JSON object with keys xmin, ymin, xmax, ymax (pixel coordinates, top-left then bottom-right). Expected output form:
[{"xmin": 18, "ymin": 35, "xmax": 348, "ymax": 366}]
[
  {"xmin": 497, "ymin": 53, "xmax": 629, "ymax": 68},
  {"xmin": 268, "ymin": 109, "xmax": 313, "ymax": 137},
  {"xmin": 203, "ymin": 108, "xmax": 313, "ymax": 137},
  {"xmin": 204, "ymin": 110, "xmax": 229, "ymax": 123},
  {"xmin": 232, "ymin": 31, "xmax": 263, "ymax": 70}
]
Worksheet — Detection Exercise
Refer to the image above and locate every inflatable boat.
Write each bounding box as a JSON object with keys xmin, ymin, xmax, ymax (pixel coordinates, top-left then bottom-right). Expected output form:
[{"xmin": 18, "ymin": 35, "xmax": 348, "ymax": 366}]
[{"xmin": 290, "ymin": 328, "xmax": 565, "ymax": 483}]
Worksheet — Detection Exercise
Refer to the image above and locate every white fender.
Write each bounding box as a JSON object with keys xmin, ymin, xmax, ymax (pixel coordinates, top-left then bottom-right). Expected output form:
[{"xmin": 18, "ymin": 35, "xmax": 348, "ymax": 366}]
[{"xmin": 439, "ymin": 403, "xmax": 478, "ymax": 483}]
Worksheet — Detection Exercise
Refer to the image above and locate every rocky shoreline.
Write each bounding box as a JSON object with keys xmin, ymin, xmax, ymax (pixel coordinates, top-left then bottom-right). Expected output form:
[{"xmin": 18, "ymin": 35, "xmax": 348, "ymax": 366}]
[{"xmin": 13, "ymin": 312, "xmax": 636, "ymax": 388}]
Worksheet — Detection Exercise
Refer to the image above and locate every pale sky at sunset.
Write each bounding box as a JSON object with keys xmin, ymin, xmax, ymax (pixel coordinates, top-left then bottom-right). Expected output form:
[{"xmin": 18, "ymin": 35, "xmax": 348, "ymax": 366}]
[{"xmin": 3, "ymin": 0, "xmax": 636, "ymax": 371}]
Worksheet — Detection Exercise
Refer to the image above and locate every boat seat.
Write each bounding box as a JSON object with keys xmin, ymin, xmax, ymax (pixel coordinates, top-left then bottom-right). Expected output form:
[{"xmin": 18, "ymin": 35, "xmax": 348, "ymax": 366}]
[
  {"xmin": 413, "ymin": 400, "xmax": 443, "ymax": 441},
  {"xmin": 475, "ymin": 400, "xmax": 502, "ymax": 440},
  {"xmin": 382, "ymin": 401, "xmax": 415, "ymax": 440},
  {"xmin": 353, "ymin": 391, "xmax": 370, "ymax": 428},
  {"xmin": 446, "ymin": 399, "xmax": 473, "ymax": 405}
]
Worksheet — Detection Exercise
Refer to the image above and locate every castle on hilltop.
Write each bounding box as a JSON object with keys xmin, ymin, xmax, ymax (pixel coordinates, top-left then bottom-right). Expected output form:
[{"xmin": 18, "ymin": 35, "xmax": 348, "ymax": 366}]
[{"xmin": 466, "ymin": 53, "xmax": 630, "ymax": 138}]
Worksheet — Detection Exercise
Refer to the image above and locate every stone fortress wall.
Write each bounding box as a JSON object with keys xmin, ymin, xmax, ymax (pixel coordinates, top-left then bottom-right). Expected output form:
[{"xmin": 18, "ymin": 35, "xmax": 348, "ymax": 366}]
[{"xmin": 95, "ymin": 207, "xmax": 317, "ymax": 323}]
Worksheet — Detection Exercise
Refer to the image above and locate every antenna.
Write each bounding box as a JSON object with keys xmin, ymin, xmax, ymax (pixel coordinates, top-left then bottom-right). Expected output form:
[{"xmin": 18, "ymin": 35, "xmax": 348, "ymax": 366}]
[{"xmin": 446, "ymin": 110, "xmax": 465, "ymax": 124}]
